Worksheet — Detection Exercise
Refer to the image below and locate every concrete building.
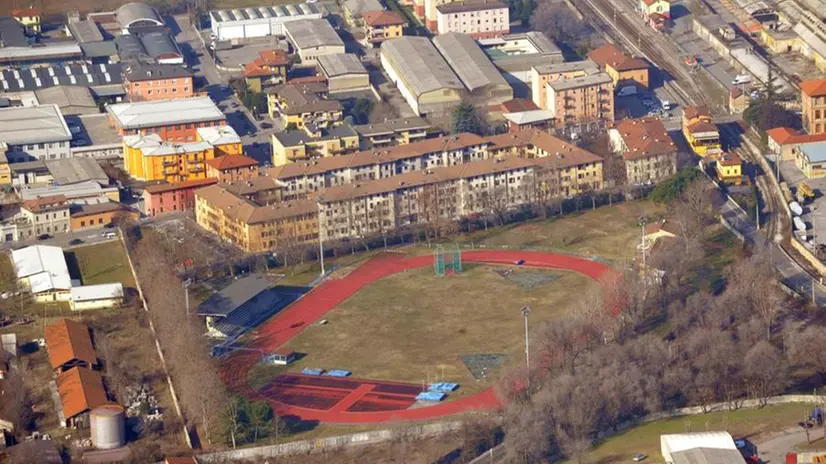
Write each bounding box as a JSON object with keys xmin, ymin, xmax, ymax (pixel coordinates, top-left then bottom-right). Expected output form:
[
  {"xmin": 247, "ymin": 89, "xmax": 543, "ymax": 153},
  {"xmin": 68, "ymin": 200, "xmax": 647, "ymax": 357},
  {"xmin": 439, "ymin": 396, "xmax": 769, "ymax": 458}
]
[
  {"xmin": 11, "ymin": 8, "xmax": 42, "ymax": 35},
  {"xmin": 123, "ymin": 63, "xmax": 194, "ymax": 102},
  {"xmin": 266, "ymin": 83, "xmax": 343, "ymax": 129},
  {"xmin": 435, "ymin": 0, "xmax": 509, "ymax": 38},
  {"xmin": 530, "ymin": 60, "xmax": 601, "ymax": 113},
  {"xmin": 546, "ymin": 73, "xmax": 615, "ymax": 128},
  {"xmin": 715, "ymin": 151, "xmax": 744, "ymax": 185},
  {"xmin": 0, "ymin": 105, "xmax": 72, "ymax": 162},
  {"xmin": 766, "ymin": 126, "xmax": 826, "ymax": 160},
  {"xmin": 432, "ymin": 33, "xmax": 513, "ymax": 107},
  {"xmin": 801, "ymin": 79, "xmax": 826, "ymax": 134},
  {"xmin": 609, "ymin": 117, "xmax": 677, "ymax": 185},
  {"xmin": 503, "ymin": 110, "xmax": 555, "ymax": 132},
  {"xmin": 123, "ymin": 125, "xmax": 243, "ymax": 183},
  {"xmin": 106, "ymin": 97, "xmax": 227, "ymax": 140},
  {"xmin": 142, "ymin": 178, "xmax": 218, "ymax": 216},
  {"xmin": 272, "ymin": 124, "xmax": 360, "ymax": 165},
  {"xmin": 196, "ymin": 183, "xmax": 318, "ymax": 253},
  {"xmin": 587, "ymin": 43, "xmax": 650, "ymax": 89},
  {"xmin": 283, "ymin": 19, "xmax": 345, "ymax": 64},
  {"xmin": 478, "ymin": 32, "xmax": 564, "ymax": 91},
  {"xmin": 20, "ymin": 195, "xmax": 71, "ymax": 238},
  {"xmin": 33, "ymin": 87, "xmax": 97, "ymax": 116},
  {"xmin": 11, "ymin": 245, "xmax": 72, "ymax": 302},
  {"xmin": 20, "ymin": 180, "xmax": 120, "ymax": 203},
  {"xmin": 316, "ymin": 54, "xmax": 370, "ymax": 93},
  {"xmin": 343, "ymin": 0, "xmax": 384, "ymax": 25},
  {"xmin": 209, "ymin": 4, "xmax": 328, "ymax": 41},
  {"xmin": 797, "ymin": 141, "xmax": 826, "ymax": 178},
  {"xmin": 381, "ymin": 36, "xmax": 465, "ymax": 115},
  {"xmin": 205, "ymin": 154, "xmax": 260, "ymax": 182},
  {"xmin": 354, "ymin": 117, "xmax": 435, "ymax": 147},
  {"xmin": 362, "ymin": 10, "xmax": 405, "ymax": 47},
  {"xmin": 140, "ymin": 32, "xmax": 184, "ymax": 65},
  {"xmin": 69, "ymin": 283, "xmax": 124, "ymax": 311},
  {"xmin": 243, "ymin": 49, "xmax": 290, "ymax": 93},
  {"xmin": 45, "ymin": 158, "xmax": 109, "ymax": 186}
]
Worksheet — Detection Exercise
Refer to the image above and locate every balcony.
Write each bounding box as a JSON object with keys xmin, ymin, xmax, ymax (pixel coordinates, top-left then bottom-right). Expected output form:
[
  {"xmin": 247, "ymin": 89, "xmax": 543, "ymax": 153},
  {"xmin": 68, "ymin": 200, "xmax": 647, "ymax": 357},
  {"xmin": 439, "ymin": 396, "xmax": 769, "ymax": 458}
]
[{"xmin": 162, "ymin": 160, "xmax": 177, "ymax": 167}]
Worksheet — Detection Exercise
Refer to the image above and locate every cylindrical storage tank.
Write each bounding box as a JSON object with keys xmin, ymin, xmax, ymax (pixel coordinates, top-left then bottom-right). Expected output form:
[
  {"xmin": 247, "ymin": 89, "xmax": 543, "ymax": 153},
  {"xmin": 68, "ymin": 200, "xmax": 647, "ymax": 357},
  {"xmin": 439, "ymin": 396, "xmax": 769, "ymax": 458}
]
[{"xmin": 90, "ymin": 404, "xmax": 125, "ymax": 450}]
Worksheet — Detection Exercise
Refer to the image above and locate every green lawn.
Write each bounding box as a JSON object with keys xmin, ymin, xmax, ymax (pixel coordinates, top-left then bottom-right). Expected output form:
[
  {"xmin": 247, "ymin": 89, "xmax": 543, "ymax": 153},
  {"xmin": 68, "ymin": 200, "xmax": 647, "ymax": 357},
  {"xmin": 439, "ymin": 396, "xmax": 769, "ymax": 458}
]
[
  {"xmin": 68, "ymin": 241, "xmax": 136, "ymax": 289},
  {"xmin": 463, "ymin": 201, "xmax": 665, "ymax": 262},
  {"xmin": 278, "ymin": 264, "xmax": 598, "ymax": 397},
  {"xmin": 578, "ymin": 404, "xmax": 812, "ymax": 463}
]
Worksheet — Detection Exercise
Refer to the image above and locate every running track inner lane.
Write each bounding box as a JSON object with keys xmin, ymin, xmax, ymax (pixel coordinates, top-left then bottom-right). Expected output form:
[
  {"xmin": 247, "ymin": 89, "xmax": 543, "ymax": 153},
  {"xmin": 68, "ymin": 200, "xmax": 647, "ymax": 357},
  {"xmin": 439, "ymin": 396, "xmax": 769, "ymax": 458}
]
[{"xmin": 221, "ymin": 250, "xmax": 613, "ymax": 424}]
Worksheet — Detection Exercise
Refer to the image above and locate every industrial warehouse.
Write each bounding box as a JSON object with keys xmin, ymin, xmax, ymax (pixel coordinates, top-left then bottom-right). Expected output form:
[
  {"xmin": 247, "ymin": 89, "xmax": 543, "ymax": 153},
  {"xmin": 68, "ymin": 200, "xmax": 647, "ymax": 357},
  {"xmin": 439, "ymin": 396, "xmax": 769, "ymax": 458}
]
[{"xmin": 209, "ymin": 4, "xmax": 328, "ymax": 41}]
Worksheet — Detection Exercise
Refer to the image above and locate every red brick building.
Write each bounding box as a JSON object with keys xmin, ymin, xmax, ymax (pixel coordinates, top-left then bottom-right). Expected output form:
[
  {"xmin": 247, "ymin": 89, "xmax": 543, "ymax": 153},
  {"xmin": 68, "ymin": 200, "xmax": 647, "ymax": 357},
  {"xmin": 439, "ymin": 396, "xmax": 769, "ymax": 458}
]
[
  {"xmin": 123, "ymin": 63, "xmax": 194, "ymax": 102},
  {"xmin": 106, "ymin": 97, "xmax": 226, "ymax": 141},
  {"xmin": 205, "ymin": 155, "xmax": 259, "ymax": 182}
]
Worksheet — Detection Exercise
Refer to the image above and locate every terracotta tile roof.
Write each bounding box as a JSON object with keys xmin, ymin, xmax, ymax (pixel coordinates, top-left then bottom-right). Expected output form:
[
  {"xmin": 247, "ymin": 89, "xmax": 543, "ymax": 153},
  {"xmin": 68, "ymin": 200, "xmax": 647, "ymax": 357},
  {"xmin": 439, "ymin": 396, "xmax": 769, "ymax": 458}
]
[
  {"xmin": 363, "ymin": 10, "xmax": 405, "ymax": 27},
  {"xmin": 243, "ymin": 49, "xmax": 289, "ymax": 78},
  {"xmin": 165, "ymin": 458, "xmax": 198, "ymax": 464},
  {"xmin": 587, "ymin": 44, "xmax": 648, "ymax": 72},
  {"xmin": 717, "ymin": 151, "xmax": 741, "ymax": 166},
  {"xmin": 766, "ymin": 127, "xmax": 826, "ymax": 146},
  {"xmin": 800, "ymin": 79, "xmax": 826, "ymax": 97},
  {"xmin": 195, "ymin": 184, "xmax": 316, "ymax": 224},
  {"xmin": 683, "ymin": 105, "xmax": 711, "ymax": 121},
  {"xmin": 57, "ymin": 367, "xmax": 109, "ymax": 420},
  {"xmin": 11, "ymin": 8, "xmax": 40, "ymax": 16},
  {"xmin": 487, "ymin": 129, "xmax": 604, "ymax": 165},
  {"xmin": 22, "ymin": 194, "xmax": 68, "ymax": 214},
  {"xmin": 641, "ymin": 0, "xmax": 665, "ymax": 6},
  {"xmin": 70, "ymin": 201, "xmax": 136, "ymax": 218},
  {"xmin": 143, "ymin": 178, "xmax": 218, "ymax": 195},
  {"xmin": 687, "ymin": 121, "xmax": 718, "ymax": 134},
  {"xmin": 267, "ymin": 83, "xmax": 342, "ymax": 115},
  {"xmin": 271, "ymin": 133, "xmax": 489, "ymax": 180},
  {"xmin": 500, "ymin": 98, "xmax": 539, "ymax": 113},
  {"xmin": 614, "ymin": 117, "xmax": 676, "ymax": 160},
  {"xmin": 206, "ymin": 155, "xmax": 259, "ymax": 171},
  {"xmin": 645, "ymin": 219, "xmax": 679, "ymax": 236},
  {"xmin": 44, "ymin": 319, "xmax": 97, "ymax": 370}
]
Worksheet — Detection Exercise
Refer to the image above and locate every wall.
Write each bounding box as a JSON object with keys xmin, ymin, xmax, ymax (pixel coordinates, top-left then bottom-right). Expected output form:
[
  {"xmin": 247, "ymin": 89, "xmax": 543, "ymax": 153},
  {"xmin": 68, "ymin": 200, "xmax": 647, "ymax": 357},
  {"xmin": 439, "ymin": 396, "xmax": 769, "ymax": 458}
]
[
  {"xmin": 126, "ymin": 76, "xmax": 194, "ymax": 102},
  {"xmin": 6, "ymin": 140, "xmax": 72, "ymax": 163},
  {"xmin": 70, "ymin": 297, "xmax": 122, "ymax": 311}
]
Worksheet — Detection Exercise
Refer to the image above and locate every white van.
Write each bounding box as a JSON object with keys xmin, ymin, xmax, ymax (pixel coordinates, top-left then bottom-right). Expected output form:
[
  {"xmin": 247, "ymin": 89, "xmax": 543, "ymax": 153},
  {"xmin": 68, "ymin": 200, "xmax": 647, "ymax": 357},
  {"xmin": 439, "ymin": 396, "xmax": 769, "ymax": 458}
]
[
  {"xmin": 732, "ymin": 74, "xmax": 752, "ymax": 85},
  {"xmin": 103, "ymin": 231, "xmax": 117, "ymax": 239}
]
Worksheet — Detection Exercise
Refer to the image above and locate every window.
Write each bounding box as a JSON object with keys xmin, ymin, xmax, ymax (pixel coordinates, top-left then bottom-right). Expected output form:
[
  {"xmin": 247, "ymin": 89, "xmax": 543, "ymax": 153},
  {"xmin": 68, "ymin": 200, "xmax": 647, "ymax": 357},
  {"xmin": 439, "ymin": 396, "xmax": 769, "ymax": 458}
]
[{"xmin": 81, "ymin": 221, "xmax": 86, "ymax": 227}]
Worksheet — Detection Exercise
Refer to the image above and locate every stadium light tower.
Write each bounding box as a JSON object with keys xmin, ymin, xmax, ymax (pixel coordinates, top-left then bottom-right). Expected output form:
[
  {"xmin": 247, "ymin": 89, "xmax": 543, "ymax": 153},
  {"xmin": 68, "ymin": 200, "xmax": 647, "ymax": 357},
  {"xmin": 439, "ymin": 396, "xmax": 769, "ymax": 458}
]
[
  {"xmin": 317, "ymin": 196, "xmax": 325, "ymax": 277},
  {"xmin": 521, "ymin": 306, "xmax": 530, "ymax": 370}
]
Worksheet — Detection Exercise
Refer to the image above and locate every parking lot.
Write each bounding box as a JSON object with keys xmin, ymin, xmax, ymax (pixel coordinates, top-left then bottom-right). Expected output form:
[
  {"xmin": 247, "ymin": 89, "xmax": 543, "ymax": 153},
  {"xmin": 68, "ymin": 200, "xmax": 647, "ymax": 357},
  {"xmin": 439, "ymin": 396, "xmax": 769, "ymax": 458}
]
[{"xmin": 778, "ymin": 160, "xmax": 826, "ymax": 248}]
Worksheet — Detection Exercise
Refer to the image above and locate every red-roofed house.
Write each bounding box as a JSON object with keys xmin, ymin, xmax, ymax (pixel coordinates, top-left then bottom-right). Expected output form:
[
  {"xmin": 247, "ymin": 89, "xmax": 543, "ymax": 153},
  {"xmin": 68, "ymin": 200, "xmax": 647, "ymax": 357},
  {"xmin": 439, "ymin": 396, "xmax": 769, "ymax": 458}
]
[
  {"xmin": 639, "ymin": 0, "xmax": 670, "ymax": 30},
  {"xmin": 801, "ymin": 79, "xmax": 826, "ymax": 134},
  {"xmin": 363, "ymin": 10, "xmax": 405, "ymax": 47},
  {"xmin": 588, "ymin": 43, "xmax": 649, "ymax": 88},
  {"xmin": 142, "ymin": 178, "xmax": 218, "ymax": 217},
  {"xmin": 243, "ymin": 49, "xmax": 291, "ymax": 93},
  {"xmin": 609, "ymin": 117, "xmax": 677, "ymax": 185},
  {"xmin": 767, "ymin": 127, "xmax": 826, "ymax": 161},
  {"xmin": 206, "ymin": 155, "xmax": 260, "ymax": 182}
]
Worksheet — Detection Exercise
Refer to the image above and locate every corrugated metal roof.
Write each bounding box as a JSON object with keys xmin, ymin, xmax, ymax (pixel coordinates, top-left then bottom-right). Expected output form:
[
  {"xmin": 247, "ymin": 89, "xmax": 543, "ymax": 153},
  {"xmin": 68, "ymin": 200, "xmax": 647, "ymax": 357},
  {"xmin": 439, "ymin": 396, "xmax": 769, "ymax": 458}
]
[
  {"xmin": 317, "ymin": 53, "xmax": 368, "ymax": 78},
  {"xmin": 115, "ymin": 2, "xmax": 163, "ymax": 29},
  {"xmin": 106, "ymin": 96, "xmax": 224, "ymax": 130},
  {"xmin": 432, "ymin": 33, "xmax": 509, "ymax": 92},
  {"xmin": 283, "ymin": 19, "xmax": 344, "ymax": 49},
  {"xmin": 0, "ymin": 104, "xmax": 72, "ymax": 146},
  {"xmin": 70, "ymin": 283, "xmax": 124, "ymax": 302},
  {"xmin": 11, "ymin": 245, "xmax": 72, "ymax": 294},
  {"xmin": 381, "ymin": 36, "xmax": 464, "ymax": 97},
  {"xmin": 140, "ymin": 32, "xmax": 181, "ymax": 59},
  {"xmin": 196, "ymin": 274, "xmax": 273, "ymax": 317},
  {"xmin": 801, "ymin": 141, "xmax": 826, "ymax": 163},
  {"xmin": 0, "ymin": 63, "xmax": 123, "ymax": 92}
]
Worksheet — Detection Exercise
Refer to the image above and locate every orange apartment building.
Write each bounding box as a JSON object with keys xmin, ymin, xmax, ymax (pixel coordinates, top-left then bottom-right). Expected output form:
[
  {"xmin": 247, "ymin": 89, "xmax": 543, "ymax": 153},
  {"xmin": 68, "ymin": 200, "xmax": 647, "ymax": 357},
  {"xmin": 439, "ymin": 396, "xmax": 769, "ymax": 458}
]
[
  {"xmin": 530, "ymin": 60, "xmax": 601, "ymax": 112},
  {"xmin": 70, "ymin": 202, "xmax": 139, "ymax": 230},
  {"xmin": 801, "ymin": 79, "xmax": 826, "ymax": 135},
  {"xmin": 588, "ymin": 43, "xmax": 650, "ymax": 89},
  {"xmin": 106, "ymin": 97, "xmax": 226, "ymax": 141},
  {"xmin": 123, "ymin": 63, "xmax": 194, "ymax": 102},
  {"xmin": 205, "ymin": 154, "xmax": 260, "ymax": 182},
  {"xmin": 546, "ymin": 73, "xmax": 615, "ymax": 128}
]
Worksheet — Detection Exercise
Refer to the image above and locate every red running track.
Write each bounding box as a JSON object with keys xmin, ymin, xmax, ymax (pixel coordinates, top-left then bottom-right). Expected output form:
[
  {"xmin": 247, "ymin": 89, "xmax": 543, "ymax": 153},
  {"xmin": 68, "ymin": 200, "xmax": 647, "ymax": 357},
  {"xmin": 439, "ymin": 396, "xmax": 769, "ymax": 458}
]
[{"xmin": 221, "ymin": 250, "xmax": 613, "ymax": 424}]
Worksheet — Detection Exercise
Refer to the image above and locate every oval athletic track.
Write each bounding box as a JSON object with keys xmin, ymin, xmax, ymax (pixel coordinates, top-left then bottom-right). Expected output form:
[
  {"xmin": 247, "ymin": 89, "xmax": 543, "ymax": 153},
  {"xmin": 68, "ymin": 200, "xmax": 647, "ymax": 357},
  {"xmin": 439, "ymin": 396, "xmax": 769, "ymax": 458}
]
[{"xmin": 221, "ymin": 250, "xmax": 614, "ymax": 424}]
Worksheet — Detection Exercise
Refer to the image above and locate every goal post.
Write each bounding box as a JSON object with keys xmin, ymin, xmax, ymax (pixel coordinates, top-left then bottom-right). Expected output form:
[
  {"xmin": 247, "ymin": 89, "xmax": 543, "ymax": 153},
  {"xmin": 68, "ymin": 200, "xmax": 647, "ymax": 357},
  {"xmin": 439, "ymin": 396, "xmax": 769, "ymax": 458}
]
[{"xmin": 434, "ymin": 244, "xmax": 462, "ymax": 277}]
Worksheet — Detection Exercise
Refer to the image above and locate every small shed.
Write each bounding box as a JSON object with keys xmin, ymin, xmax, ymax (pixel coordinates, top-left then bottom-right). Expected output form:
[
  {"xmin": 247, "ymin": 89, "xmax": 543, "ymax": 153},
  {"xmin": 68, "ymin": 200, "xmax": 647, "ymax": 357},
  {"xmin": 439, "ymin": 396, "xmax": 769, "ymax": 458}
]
[
  {"xmin": 69, "ymin": 283, "xmax": 125, "ymax": 311},
  {"xmin": 316, "ymin": 53, "xmax": 370, "ymax": 93},
  {"xmin": 44, "ymin": 319, "xmax": 97, "ymax": 372},
  {"xmin": 56, "ymin": 367, "xmax": 109, "ymax": 427}
]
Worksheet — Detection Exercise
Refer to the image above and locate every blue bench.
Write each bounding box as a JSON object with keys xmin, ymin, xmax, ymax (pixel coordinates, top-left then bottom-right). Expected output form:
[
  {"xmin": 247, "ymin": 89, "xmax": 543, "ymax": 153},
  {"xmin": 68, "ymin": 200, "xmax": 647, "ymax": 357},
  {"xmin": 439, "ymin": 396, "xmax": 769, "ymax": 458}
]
[
  {"xmin": 416, "ymin": 391, "xmax": 447, "ymax": 402},
  {"xmin": 429, "ymin": 382, "xmax": 459, "ymax": 393},
  {"xmin": 301, "ymin": 368, "xmax": 324, "ymax": 376},
  {"xmin": 325, "ymin": 369, "xmax": 352, "ymax": 377}
]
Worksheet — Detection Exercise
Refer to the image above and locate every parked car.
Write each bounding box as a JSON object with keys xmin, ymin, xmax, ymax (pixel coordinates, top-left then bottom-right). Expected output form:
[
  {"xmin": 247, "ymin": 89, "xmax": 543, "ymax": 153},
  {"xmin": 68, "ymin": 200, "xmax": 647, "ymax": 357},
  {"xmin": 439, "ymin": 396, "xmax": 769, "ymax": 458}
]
[
  {"xmin": 633, "ymin": 453, "xmax": 647, "ymax": 462},
  {"xmin": 37, "ymin": 234, "xmax": 51, "ymax": 241},
  {"xmin": 102, "ymin": 231, "xmax": 117, "ymax": 239},
  {"xmin": 69, "ymin": 238, "xmax": 84, "ymax": 246}
]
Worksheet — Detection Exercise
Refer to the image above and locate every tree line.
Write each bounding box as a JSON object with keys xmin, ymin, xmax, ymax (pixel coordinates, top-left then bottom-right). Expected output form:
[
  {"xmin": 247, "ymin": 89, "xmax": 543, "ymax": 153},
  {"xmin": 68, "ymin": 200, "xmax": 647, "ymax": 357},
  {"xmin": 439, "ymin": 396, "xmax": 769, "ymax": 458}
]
[{"xmin": 497, "ymin": 177, "xmax": 822, "ymax": 463}]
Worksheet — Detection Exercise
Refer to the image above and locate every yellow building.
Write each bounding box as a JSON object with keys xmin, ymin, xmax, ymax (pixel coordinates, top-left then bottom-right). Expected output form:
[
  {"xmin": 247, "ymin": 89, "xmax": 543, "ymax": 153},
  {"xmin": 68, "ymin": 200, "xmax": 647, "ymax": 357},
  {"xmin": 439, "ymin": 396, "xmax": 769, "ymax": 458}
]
[
  {"xmin": 362, "ymin": 10, "xmax": 405, "ymax": 47},
  {"xmin": 11, "ymin": 8, "xmax": 41, "ymax": 35},
  {"xmin": 682, "ymin": 106, "xmax": 721, "ymax": 156},
  {"xmin": 267, "ymin": 83, "xmax": 343, "ymax": 129},
  {"xmin": 271, "ymin": 124, "xmax": 360, "ymax": 166},
  {"xmin": 123, "ymin": 125, "xmax": 243, "ymax": 183},
  {"xmin": 195, "ymin": 183, "xmax": 318, "ymax": 253},
  {"xmin": 715, "ymin": 151, "xmax": 744, "ymax": 185},
  {"xmin": 242, "ymin": 49, "xmax": 290, "ymax": 93},
  {"xmin": 0, "ymin": 144, "xmax": 11, "ymax": 185}
]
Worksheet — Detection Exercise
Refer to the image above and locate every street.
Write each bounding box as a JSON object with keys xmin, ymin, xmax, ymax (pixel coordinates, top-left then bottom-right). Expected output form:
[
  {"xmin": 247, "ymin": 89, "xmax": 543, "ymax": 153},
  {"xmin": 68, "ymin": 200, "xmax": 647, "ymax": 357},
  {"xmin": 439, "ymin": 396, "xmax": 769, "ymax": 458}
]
[{"xmin": 172, "ymin": 15, "xmax": 275, "ymax": 165}]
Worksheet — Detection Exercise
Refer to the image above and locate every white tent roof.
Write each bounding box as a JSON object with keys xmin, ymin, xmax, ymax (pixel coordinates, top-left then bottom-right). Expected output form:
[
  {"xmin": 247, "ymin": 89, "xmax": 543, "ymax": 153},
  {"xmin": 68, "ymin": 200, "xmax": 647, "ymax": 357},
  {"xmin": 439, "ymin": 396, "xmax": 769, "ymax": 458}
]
[
  {"xmin": 661, "ymin": 432, "xmax": 737, "ymax": 463},
  {"xmin": 11, "ymin": 245, "xmax": 71, "ymax": 294},
  {"xmin": 70, "ymin": 283, "xmax": 124, "ymax": 302}
]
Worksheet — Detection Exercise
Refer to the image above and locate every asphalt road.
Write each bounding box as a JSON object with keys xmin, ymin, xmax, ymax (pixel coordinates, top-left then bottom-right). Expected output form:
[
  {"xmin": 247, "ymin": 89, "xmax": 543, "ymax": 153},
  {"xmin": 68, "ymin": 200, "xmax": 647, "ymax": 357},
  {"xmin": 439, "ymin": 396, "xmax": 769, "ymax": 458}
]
[
  {"xmin": 173, "ymin": 15, "xmax": 274, "ymax": 165},
  {"xmin": 0, "ymin": 228, "xmax": 119, "ymax": 252}
]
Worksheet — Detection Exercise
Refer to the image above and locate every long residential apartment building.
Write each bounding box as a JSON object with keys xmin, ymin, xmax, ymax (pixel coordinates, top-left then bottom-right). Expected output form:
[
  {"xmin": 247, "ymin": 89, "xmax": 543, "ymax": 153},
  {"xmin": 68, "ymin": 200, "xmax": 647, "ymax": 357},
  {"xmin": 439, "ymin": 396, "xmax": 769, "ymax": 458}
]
[{"xmin": 195, "ymin": 129, "xmax": 604, "ymax": 251}]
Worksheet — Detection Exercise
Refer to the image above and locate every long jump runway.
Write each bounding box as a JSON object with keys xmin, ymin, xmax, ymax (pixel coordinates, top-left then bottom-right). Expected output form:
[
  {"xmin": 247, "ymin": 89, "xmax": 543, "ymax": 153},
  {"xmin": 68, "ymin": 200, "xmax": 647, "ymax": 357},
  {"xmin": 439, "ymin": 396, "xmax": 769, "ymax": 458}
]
[{"xmin": 221, "ymin": 250, "xmax": 613, "ymax": 424}]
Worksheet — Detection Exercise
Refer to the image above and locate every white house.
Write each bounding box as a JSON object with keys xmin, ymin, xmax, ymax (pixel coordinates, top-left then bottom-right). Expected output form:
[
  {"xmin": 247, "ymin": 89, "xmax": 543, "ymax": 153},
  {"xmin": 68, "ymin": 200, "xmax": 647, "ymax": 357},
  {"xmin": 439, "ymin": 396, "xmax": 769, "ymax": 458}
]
[{"xmin": 10, "ymin": 245, "xmax": 72, "ymax": 302}]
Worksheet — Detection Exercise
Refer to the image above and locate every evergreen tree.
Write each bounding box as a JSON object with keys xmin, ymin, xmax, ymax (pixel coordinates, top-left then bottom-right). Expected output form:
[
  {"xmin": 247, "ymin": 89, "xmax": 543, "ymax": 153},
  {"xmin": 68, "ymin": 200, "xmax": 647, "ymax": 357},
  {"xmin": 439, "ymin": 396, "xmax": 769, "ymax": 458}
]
[{"xmin": 452, "ymin": 100, "xmax": 482, "ymax": 134}]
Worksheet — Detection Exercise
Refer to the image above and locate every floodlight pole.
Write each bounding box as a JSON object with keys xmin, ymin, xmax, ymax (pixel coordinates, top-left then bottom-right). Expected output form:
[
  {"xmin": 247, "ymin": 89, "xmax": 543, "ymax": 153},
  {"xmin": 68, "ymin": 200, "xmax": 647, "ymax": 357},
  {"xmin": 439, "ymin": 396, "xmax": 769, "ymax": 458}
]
[
  {"xmin": 521, "ymin": 306, "xmax": 530, "ymax": 371},
  {"xmin": 318, "ymin": 198, "xmax": 325, "ymax": 277},
  {"xmin": 183, "ymin": 278, "xmax": 192, "ymax": 316},
  {"xmin": 638, "ymin": 216, "xmax": 648, "ymax": 269}
]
